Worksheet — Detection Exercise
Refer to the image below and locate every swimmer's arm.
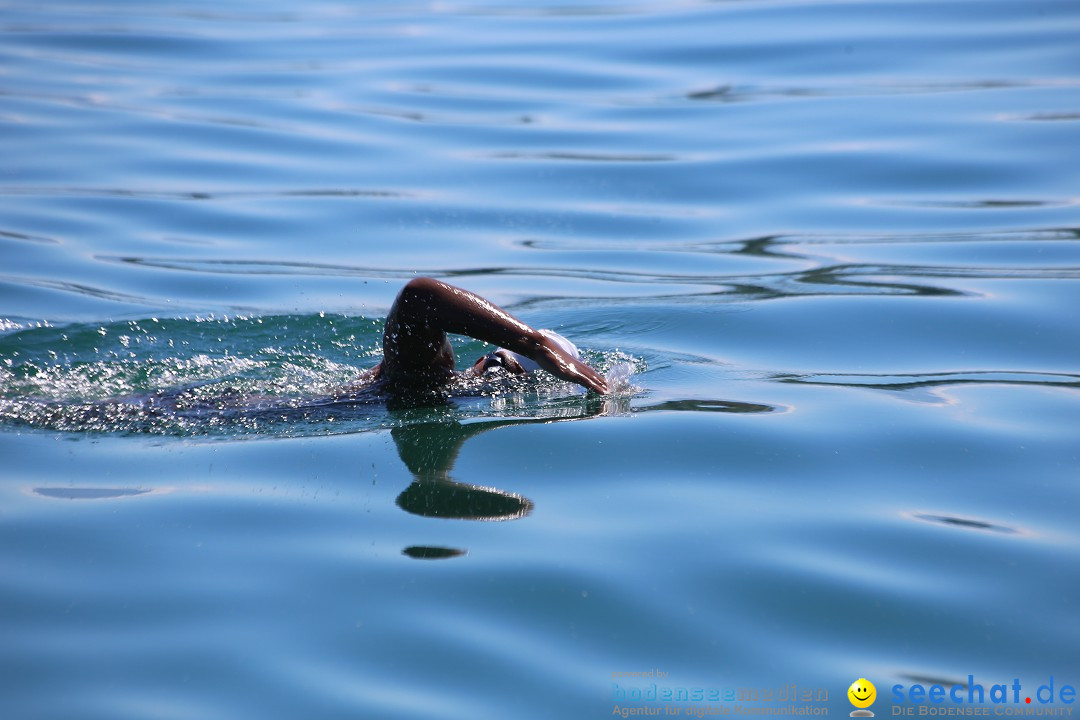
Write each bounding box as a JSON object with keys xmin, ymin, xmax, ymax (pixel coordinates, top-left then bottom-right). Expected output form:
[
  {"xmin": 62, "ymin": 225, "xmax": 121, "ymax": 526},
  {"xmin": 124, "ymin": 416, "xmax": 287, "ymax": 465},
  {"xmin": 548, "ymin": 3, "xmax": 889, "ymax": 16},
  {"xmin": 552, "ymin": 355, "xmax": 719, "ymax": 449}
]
[
  {"xmin": 527, "ymin": 333, "xmax": 609, "ymax": 395},
  {"xmin": 386, "ymin": 278, "xmax": 608, "ymax": 394}
]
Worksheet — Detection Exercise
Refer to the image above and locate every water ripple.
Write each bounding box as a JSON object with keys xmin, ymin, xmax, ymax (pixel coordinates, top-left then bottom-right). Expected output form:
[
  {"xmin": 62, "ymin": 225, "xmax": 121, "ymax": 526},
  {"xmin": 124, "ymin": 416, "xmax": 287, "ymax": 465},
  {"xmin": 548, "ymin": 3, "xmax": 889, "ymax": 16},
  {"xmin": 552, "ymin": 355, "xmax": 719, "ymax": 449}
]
[
  {"xmin": 33, "ymin": 487, "xmax": 154, "ymax": 500},
  {"xmin": 778, "ymin": 370, "xmax": 1080, "ymax": 393},
  {"xmin": 906, "ymin": 512, "xmax": 1022, "ymax": 536},
  {"xmin": 0, "ymin": 229, "xmax": 58, "ymax": 244},
  {"xmin": 682, "ymin": 79, "xmax": 1080, "ymax": 104},
  {"xmin": 0, "ymin": 186, "xmax": 410, "ymax": 201},
  {"xmin": 0, "ymin": 274, "xmax": 161, "ymax": 306},
  {"xmin": 486, "ymin": 151, "xmax": 681, "ymax": 163},
  {"xmin": 101, "ymin": 254, "xmax": 1080, "ymax": 296},
  {"xmin": 878, "ymin": 198, "xmax": 1080, "ymax": 210}
]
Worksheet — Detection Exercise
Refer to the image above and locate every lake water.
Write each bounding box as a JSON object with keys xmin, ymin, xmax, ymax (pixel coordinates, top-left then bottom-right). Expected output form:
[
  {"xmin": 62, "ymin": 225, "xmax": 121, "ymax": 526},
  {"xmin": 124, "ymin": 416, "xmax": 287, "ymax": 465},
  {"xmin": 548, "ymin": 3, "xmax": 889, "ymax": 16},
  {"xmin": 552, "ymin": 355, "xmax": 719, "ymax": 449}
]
[{"xmin": 2, "ymin": 0, "xmax": 1079, "ymax": 717}]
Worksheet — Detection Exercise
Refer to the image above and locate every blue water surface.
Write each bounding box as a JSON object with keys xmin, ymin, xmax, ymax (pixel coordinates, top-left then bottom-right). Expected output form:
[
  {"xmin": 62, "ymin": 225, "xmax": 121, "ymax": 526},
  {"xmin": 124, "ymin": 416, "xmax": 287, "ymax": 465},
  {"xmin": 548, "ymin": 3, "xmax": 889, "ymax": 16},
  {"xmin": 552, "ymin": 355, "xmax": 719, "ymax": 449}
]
[{"xmin": 2, "ymin": 0, "xmax": 1079, "ymax": 718}]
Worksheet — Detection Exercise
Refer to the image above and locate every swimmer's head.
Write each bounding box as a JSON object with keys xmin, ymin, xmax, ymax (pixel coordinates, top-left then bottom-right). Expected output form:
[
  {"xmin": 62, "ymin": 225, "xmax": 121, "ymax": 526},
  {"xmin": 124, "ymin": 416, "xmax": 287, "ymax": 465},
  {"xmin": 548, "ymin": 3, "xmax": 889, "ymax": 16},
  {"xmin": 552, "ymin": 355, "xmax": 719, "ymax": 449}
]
[{"xmin": 472, "ymin": 349, "xmax": 527, "ymax": 375}]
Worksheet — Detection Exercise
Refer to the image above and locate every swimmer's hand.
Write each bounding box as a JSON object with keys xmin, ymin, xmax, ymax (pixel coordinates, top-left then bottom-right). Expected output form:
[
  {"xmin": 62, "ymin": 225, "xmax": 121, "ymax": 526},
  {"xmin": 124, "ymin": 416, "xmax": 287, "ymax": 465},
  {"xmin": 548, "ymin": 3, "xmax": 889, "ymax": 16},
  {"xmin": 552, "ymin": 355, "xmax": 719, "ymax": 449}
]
[{"xmin": 532, "ymin": 333, "xmax": 609, "ymax": 395}]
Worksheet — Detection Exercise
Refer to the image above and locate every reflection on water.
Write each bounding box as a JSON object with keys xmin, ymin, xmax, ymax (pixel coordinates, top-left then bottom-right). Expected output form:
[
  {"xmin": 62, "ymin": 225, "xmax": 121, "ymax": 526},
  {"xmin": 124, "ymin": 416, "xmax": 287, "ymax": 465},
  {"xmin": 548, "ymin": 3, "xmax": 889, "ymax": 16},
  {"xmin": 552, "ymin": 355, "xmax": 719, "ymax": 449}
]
[
  {"xmin": 390, "ymin": 395, "xmax": 784, "ymax": 558},
  {"xmin": 391, "ymin": 417, "xmax": 582, "ymax": 528}
]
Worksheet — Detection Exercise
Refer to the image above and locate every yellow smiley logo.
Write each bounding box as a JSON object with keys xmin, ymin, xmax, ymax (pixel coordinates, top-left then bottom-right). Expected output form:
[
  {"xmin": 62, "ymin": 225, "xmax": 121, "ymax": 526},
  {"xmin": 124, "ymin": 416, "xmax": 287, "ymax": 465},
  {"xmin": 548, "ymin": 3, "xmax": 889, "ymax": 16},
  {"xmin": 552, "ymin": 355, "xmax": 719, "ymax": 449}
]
[{"xmin": 848, "ymin": 678, "xmax": 877, "ymax": 709}]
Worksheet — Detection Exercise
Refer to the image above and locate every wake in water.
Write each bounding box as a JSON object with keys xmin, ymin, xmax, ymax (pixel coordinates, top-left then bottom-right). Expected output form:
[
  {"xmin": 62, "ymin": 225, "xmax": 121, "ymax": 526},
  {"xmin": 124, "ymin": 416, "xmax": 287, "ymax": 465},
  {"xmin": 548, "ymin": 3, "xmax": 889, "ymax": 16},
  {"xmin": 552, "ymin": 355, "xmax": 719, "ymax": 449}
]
[{"xmin": 0, "ymin": 315, "xmax": 642, "ymax": 436}]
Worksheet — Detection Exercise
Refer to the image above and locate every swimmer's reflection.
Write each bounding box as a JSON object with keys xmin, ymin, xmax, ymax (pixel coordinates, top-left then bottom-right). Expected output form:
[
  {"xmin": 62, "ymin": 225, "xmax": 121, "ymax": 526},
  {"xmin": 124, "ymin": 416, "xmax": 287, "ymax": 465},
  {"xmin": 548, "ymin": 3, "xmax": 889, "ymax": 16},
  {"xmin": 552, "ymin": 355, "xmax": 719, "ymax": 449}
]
[
  {"xmin": 393, "ymin": 419, "xmax": 534, "ymax": 523},
  {"xmin": 390, "ymin": 402, "xmax": 610, "ymax": 559}
]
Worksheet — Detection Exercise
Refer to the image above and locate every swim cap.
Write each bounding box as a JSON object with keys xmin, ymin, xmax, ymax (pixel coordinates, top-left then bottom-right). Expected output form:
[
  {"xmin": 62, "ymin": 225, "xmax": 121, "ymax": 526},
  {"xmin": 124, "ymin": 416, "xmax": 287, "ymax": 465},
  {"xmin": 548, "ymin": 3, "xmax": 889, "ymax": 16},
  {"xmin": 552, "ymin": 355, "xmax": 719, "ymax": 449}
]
[{"xmin": 501, "ymin": 329, "xmax": 579, "ymax": 374}]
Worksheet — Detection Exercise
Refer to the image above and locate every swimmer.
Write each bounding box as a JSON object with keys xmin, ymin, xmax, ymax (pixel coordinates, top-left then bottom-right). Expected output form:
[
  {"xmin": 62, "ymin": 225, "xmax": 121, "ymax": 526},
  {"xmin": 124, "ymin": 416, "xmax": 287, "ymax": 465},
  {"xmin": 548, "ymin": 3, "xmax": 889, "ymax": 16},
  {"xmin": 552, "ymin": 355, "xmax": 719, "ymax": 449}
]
[{"xmin": 340, "ymin": 277, "xmax": 609, "ymax": 398}]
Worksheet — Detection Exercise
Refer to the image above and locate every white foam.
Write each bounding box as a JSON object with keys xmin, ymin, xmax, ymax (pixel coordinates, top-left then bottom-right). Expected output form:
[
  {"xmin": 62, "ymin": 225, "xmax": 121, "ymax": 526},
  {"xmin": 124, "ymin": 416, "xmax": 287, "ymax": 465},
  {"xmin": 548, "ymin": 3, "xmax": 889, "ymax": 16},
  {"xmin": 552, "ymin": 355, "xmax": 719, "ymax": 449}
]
[{"xmin": 604, "ymin": 361, "xmax": 635, "ymax": 394}]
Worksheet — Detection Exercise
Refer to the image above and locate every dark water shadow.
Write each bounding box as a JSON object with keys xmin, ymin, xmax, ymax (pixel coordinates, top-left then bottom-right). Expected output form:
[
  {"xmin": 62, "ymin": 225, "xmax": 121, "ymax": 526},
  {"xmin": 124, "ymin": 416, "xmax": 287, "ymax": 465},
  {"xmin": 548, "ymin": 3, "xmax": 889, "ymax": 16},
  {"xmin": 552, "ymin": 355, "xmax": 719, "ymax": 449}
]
[
  {"xmin": 403, "ymin": 546, "xmax": 468, "ymax": 560},
  {"xmin": 908, "ymin": 512, "xmax": 1020, "ymax": 536}
]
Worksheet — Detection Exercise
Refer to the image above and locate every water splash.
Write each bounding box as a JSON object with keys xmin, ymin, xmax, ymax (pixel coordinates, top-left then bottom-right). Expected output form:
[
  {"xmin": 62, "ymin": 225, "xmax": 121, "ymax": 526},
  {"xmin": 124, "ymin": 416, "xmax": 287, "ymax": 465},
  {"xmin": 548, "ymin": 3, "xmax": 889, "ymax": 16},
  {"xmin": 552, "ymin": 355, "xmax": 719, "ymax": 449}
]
[
  {"xmin": 605, "ymin": 361, "xmax": 634, "ymax": 394},
  {"xmin": 0, "ymin": 314, "xmax": 642, "ymax": 436}
]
